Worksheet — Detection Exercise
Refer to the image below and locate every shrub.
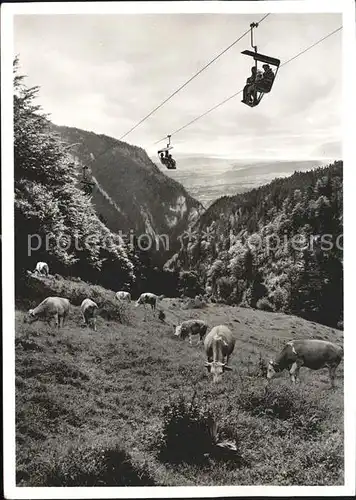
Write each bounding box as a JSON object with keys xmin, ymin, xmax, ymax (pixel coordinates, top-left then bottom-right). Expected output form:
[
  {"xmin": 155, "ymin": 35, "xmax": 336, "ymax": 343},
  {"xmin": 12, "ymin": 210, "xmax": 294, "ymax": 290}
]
[
  {"xmin": 256, "ymin": 297, "xmax": 275, "ymax": 312},
  {"xmin": 269, "ymin": 286, "xmax": 289, "ymax": 311},
  {"xmin": 157, "ymin": 394, "xmax": 218, "ymax": 464},
  {"xmin": 216, "ymin": 277, "xmax": 234, "ymax": 301},
  {"xmin": 182, "ymin": 295, "xmax": 207, "ymax": 310},
  {"xmin": 178, "ymin": 271, "xmax": 204, "ymax": 298},
  {"xmin": 17, "ymin": 441, "xmax": 155, "ymax": 486},
  {"xmin": 257, "ymin": 353, "xmax": 268, "ymax": 378}
]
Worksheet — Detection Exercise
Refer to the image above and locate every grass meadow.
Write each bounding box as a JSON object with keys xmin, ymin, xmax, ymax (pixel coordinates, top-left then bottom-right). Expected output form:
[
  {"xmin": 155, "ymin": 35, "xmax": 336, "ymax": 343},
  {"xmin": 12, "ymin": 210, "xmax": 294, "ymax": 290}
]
[{"xmin": 16, "ymin": 278, "xmax": 344, "ymax": 486}]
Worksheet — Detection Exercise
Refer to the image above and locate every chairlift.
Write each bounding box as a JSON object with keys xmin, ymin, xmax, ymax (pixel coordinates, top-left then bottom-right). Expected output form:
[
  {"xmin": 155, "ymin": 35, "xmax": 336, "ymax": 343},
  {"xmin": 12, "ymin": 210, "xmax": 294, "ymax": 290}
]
[
  {"xmin": 80, "ymin": 165, "xmax": 95, "ymax": 195},
  {"xmin": 157, "ymin": 135, "xmax": 177, "ymax": 170},
  {"xmin": 241, "ymin": 22, "xmax": 280, "ymax": 107}
]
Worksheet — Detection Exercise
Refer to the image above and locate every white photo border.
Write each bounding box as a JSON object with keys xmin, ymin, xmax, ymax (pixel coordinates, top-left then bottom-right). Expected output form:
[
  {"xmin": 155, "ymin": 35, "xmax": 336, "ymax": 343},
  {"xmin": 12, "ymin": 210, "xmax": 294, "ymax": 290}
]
[{"xmin": 2, "ymin": 1, "xmax": 355, "ymax": 498}]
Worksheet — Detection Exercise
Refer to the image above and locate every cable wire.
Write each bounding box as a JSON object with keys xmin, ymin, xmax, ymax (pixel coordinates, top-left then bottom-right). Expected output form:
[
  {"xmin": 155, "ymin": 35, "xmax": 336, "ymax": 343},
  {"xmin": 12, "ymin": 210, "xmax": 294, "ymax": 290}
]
[
  {"xmin": 154, "ymin": 25, "xmax": 342, "ymax": 145},
  {"xmin": 119, "ymin": 13, "xmax": 270, "ymax": 141}
]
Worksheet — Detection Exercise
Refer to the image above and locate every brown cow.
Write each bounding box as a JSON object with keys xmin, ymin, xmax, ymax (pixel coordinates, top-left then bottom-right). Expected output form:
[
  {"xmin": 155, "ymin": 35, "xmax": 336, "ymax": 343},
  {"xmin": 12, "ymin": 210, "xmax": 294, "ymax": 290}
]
[
  {"xmin": 174, "ymin": 319, "xmax": 208, "ymax": 346},
  {"xmin": 267, "ymin": 339, "xmax": 343, "ymax": 388}
]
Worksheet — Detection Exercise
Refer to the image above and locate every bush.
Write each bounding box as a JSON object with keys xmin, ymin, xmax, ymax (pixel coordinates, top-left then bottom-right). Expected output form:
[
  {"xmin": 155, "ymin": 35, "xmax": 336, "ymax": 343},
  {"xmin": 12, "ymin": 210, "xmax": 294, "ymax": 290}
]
[
  {"xmin": 178, "ymin": 271, "xmax": 204, "ymax": 298},
  {"xmin": 257, "ymin": 353, "xmax": 268, "ymax": 378},
  {"xmin": 256, "ymin": 297, "xmax": 275, "ymax": 312},
  {"xmin": 269, "ymin": 287, "xmax": 289, "ymax": 311},
  {"xmin": 217, "ymin": 277, "xmax": 234, "ymax": 301},
  {"xmin": 157, "ymin": 394, "xmax": 218, "ymax": 464},
  {"xmin": 182, "ymin": 295, "xmax": 207, "ymax": 309},
  {"xmin": 17, "ymin": 441, "xmax": 155, "ymax": 486}
]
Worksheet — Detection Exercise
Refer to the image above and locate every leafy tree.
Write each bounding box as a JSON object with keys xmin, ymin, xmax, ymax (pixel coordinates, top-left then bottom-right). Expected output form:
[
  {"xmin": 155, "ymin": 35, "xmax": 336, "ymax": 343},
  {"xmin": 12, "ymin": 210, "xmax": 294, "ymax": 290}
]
[
  {"xmin": 14, "ymin": 57, "xmax": 134, "ymax": 292},
  {"xmin": 251, "ymin": 271, "xmax": 268, "ymax": 308},
  {"xmin": 216, "ymin": 276, "xmax": 234, "ymax": 301},
  {"xmin": 178, "ymin": 270, "xmax": 204, "ymax": 298}
]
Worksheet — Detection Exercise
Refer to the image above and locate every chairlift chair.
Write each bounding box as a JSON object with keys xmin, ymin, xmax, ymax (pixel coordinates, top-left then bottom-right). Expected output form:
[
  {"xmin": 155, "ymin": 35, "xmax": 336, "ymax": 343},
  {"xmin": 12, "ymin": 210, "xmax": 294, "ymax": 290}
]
[
  {"xmin": 241, "ymin": 22, "xmax": 280, "ymax": 107},
  {"xmin": 157, "ymin": 135, "xmax": 177, "ymax": 170},
  {"xmin": 80, "ymin": 165, "xmax": 95, "ymax": 195}
]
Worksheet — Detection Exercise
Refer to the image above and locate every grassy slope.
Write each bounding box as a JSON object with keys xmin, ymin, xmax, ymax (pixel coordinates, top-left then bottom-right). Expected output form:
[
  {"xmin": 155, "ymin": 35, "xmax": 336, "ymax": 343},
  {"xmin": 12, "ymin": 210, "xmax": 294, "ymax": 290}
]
[{"xmin": 16, "ymin": 298, "xmax": 344, "ymax": 486}]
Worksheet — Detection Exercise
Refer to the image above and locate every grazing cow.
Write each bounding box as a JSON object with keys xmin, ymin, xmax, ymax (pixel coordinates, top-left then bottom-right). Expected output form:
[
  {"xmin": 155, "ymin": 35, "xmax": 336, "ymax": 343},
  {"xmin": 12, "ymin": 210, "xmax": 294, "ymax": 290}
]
[
  {"xmin": 115, "ymin": 291, "xmax": 131, "ymax": 303},
  {"xmin": 174, "ymin": 319, "xmax": 208, "ymax": 346},
  {"xmin": 81, "ymin": 298, "xmax": 98, "ymax": 331},
  {"xmin": 27, "ymin": 297, "xmax": 69, "ymax": 329},
  {"xmin": 267, "ymin": 339, "xmax": 343, "ymax": 388},
  {"xmin": 34, "ymin": 261, "xmax": 49, "ymax": 276},
  {"xmin": 204, "ymin": 325, "xmax": 236, "ymax": 383},
  {"xmin": 135, "ymin": 293, "xmax": 159, "ymax": 311}
]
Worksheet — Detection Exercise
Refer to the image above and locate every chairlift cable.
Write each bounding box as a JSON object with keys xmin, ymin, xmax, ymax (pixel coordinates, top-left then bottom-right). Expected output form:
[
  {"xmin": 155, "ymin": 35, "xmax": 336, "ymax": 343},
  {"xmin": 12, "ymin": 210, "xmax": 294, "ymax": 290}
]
[
  {"xmin": 153, "ymin": 25, "xmax": 342, "ymax": 144},
  {"xmin": 69, "ymin": 14, "xmax": 271, "ymax": 170},
  {"xmin": 119, "ymin": 13, "xmax": 270, "ymax": 141}
]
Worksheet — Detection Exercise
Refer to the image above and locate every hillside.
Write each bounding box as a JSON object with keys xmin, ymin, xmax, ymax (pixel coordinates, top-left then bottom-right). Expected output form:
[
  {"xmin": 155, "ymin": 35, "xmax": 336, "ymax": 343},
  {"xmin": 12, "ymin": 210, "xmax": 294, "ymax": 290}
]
[
  {"xmin": 165, "ymin": 161, "xmax": 343, "ymax": 328},
  {"xmin": 16, "ymin": 276, "xmax": 343, "ymax": 486},
  {"xmin": 14, "ymin": 62, "xmax": 135, "ymax": 295},
  {"xmin": 52, "ymin": 125, "xmax": 204, "ymax": 260}
]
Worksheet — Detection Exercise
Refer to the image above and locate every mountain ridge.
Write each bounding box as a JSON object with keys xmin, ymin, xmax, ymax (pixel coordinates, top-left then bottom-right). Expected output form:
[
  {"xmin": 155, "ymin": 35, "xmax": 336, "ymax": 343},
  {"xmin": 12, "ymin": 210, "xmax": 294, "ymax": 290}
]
[
  {"xmin": 165, "ymin": 161, "xmax": 343, "ymax": 328},
  {"xmin": 52, "ymin": 124, "xmax": 204, "ymax": 261}
]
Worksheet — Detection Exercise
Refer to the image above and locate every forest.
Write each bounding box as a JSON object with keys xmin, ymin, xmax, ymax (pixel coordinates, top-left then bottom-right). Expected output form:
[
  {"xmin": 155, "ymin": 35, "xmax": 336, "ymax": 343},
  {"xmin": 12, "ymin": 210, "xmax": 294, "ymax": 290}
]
[{"xmin": 166, "ymin": 161, "xmax": 343, "ymax": 328}]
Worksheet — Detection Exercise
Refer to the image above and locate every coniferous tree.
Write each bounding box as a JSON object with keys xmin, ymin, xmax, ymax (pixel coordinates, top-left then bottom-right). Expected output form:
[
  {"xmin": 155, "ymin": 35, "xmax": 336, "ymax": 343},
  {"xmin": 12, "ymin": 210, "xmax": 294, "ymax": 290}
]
[{"xmin": 14, "ymin": 57, "xmax": 135, "ymax": 291}]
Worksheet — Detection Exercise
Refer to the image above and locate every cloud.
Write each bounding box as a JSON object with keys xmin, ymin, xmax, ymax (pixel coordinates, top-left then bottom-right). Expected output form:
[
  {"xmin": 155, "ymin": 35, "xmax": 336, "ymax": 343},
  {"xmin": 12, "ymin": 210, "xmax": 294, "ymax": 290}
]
[{"xmin": 14, "ymin": 12, "xmax": 341, "ymax": 160}]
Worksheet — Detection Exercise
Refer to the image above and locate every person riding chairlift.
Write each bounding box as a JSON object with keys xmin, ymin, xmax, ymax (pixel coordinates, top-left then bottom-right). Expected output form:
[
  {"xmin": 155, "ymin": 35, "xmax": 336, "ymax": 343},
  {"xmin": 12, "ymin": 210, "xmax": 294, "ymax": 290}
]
[
  {"xmin": 257, "ymin": 64, "xmax": 275, "ymax": 93},
  {"xmin": 242, "ymin": 66, "xmax": 263, "ymax": 105},
  {"xmin": 168, "ymin": 154, "xmax": 176, "ymax": 169}
]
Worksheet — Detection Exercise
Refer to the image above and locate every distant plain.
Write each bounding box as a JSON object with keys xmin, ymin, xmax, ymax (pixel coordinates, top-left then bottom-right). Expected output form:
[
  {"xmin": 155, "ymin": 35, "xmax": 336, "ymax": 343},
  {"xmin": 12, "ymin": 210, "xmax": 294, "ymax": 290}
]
[{"xmin": 154, "ymin": 157, "xmax": 333, "ymax": 207}]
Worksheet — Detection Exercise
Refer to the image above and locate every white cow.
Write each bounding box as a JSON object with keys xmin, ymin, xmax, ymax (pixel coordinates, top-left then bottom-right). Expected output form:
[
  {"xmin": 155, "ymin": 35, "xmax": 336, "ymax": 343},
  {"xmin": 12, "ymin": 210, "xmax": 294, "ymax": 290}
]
[
  {"xmin": 27, "ymin": 297, "xmax": 70, "ymax": 329},
  {"xmin": 135, "ymin": 293, "xmax": 160, "ymax": 311},
  {"xmin": 34, "ymin": 262, "xmax": 49, "ymax": 276},
  {"xmin": 115, "ymin": 291, "xmax": 131, "ymax": 303},
  {"xmin": 204, "ymin": 325, "xmax": 236, "ymax": 383},
  {"xmin": 174, "ymin": 319, "xmax": 208, "ymax": 346},
  {"xmin": 80, "ymin": 298, "xmax": 98, "ymax": 331}
]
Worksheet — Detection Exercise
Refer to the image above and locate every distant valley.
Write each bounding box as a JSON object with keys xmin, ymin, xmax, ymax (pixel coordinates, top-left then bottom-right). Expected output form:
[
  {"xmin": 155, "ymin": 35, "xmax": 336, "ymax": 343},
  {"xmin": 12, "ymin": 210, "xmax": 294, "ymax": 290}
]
[{"xmin": 153, "ymin": 156, "xmax": 335, "ymax": 207}]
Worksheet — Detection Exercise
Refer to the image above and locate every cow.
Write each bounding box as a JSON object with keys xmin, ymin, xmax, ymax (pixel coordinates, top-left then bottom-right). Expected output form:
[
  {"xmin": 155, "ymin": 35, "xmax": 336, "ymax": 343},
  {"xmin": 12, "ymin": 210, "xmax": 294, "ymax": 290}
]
[
  {"xmin": 81, "ymin": 298, "xmax": 98, "ymax": 331},
  {"xmin": 204, "ymin": 325, "xmax": 236, "ymax": 383},
  {"xmin": 267, "ymin": 339, "xmax": 343, "ymax": 388},
  {"xmin": 174, "ymin": 319, "xmax": 208, "ymax": 346},
  {"xmin": 115, "ymin": 291, "xmax": 131, "ymax": 302},
  {"xmin": 135, "ymin": 293, "xmax": 161, "ymax": 311},
  {"xmin": 115, "ymin": 291, "xmax": 131, "ymax": 303},
  {"xmin": 34, "ymin": 261, "xmax": 49, "ymax": 276},
  {"xmin": 26, "ymin": 297, "xmax": 70, "ymax": 329}
]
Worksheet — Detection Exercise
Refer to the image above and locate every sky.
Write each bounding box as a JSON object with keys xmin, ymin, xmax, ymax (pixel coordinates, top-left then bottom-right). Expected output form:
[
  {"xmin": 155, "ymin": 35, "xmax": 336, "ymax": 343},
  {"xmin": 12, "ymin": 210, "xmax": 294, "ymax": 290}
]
[{"xmin": 14, "ymin": 12, "xmax": 342, "ymax": 160}]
